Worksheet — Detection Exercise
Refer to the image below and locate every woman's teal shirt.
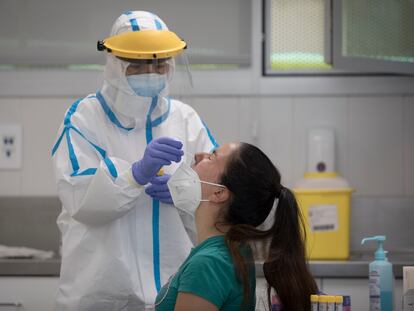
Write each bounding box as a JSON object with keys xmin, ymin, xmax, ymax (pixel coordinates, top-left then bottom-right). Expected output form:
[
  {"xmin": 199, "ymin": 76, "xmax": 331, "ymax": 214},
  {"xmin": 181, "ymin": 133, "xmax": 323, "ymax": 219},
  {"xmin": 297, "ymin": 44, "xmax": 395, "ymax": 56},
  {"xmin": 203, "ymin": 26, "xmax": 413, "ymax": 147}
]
[{"xmin": 155, "ymin": 235, "xmax": 256, "ymax": 311}]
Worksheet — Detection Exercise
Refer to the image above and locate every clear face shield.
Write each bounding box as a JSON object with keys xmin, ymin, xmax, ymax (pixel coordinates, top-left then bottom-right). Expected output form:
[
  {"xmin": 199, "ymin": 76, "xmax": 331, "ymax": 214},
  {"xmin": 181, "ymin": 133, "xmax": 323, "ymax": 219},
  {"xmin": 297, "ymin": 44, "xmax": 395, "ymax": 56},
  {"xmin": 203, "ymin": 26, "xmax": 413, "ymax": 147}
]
[
  {"xmin": 167, "ymin": 51, "xmax": 193, "ymax": 100},
  {"xmin": 120, "ymin": 53, "xmax": 193, "ymax": 99},
  {"xmin": 99, "ymin": 29, "xmax": 193, "ymax": 111},
  {"xmin": 120, "ymin": 57, "xmax": 175, "ymax": 98}
]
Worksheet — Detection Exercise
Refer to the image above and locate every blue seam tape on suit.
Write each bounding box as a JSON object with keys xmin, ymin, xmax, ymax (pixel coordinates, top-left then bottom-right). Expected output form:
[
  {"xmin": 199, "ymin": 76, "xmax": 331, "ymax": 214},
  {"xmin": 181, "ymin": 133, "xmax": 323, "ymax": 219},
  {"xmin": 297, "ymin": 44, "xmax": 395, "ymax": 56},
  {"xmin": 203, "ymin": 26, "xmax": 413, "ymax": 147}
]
[
  {"xmin": 51, "ymin": 98, "xmax": 118, "ymax": 178},
  {"xmin": 146, "ymin": 96, "xmax": 161, "ymax": 293},
  {"xmin": 66, "ymin": 128, "xmax": 79, "ymax": 173},
  {"xmin": 130, "ymin": 18, "xmax": 139, "ymax": 31},
  {"xmin": 201, "ymin": 119, "xmax": 219, "ymax": 149},
  {"xmin": 151, "ymin": 98, "xmax": 171, "ymax": 127},
  {"xmin": 151, "ymin": 14, "xmax": 163, "ymax": 30},
  {"xmin": 52, "ymin": 127, "xmax": 66, "ymax": 156},
  {"xmin": 147, "ymin": 96, "xmax": 171, "ymax": 292},
  {"xmin": 96, "ymin": 91, "xmax": 134, "ymax": 131},
  {"xmin": 123, "ymin": 10, "xmax": 140, "ymax": 31},
  {"xmin": 70, "ymin": 125, "xmax": 118, "ymax": 178}
]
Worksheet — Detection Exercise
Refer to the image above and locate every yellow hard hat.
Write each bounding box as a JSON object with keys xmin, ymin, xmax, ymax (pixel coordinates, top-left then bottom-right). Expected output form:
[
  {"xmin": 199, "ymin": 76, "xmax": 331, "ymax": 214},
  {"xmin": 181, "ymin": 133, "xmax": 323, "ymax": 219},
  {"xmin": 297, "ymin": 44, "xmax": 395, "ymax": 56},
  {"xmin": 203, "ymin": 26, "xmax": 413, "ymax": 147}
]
[{"xmin": 97, "ymin": 30, "xmax": 187, "ymax": 60}]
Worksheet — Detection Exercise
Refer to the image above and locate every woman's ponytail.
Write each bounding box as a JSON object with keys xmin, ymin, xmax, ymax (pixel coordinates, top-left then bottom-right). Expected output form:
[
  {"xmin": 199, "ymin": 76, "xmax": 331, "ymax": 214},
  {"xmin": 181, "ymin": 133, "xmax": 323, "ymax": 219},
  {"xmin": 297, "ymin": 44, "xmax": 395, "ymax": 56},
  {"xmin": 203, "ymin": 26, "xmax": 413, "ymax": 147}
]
[{"xmin": 263, "ymin": 187, "xmax": 317, "ymax": 311}]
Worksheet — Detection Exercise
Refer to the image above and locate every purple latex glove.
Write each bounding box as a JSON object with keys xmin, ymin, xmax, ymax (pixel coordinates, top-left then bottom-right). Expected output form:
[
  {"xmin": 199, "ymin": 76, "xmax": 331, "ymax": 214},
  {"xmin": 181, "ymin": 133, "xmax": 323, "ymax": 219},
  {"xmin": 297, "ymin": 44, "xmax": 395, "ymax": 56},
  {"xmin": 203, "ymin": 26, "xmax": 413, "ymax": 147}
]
[
  {"xmin": 145, "ymin": 174, "xmax": 173, "ymax": 204},
  {"xmin": 132, "ymin": 137, "xmax": 183, "ymax": 185}
]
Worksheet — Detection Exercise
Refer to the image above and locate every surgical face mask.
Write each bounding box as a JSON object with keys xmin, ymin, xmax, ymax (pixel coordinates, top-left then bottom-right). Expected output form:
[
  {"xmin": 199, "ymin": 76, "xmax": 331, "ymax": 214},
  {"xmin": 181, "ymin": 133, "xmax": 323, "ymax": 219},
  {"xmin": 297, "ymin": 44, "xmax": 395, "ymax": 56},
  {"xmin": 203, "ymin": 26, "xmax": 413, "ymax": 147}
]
[
  {"xmin": 167, "ymin": 162, "xmax": 226, "ymax": 243},
  {"xmin": 127, "ymin": 73, "xmax": 167, "ymax": 97}
]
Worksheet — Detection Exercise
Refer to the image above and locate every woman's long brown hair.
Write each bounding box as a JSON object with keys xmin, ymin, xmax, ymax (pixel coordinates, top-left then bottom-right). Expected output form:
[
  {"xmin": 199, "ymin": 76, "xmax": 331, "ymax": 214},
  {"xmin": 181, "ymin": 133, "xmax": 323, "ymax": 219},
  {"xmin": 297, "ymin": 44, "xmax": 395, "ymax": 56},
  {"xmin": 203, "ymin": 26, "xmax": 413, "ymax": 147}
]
[{"xmin": 219, "ymin": 143, "xmax": 318, "ymax": 311}]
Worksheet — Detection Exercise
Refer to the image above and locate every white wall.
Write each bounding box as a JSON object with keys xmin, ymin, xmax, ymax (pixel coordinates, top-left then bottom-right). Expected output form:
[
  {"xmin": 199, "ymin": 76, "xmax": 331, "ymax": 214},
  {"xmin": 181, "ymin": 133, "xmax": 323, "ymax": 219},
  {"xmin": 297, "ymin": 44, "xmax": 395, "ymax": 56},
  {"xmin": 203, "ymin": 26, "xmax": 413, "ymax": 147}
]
[
  {"xmin": 193, "ymin": 94, "xmax": 414, "ymax": 194},
  {"xmin": 0, "ymin": 0, "xmax": 414, "ymax": 197},
  {"xmin": 0, "ymin": 93, "xmax": 413, "ymax": 197}
]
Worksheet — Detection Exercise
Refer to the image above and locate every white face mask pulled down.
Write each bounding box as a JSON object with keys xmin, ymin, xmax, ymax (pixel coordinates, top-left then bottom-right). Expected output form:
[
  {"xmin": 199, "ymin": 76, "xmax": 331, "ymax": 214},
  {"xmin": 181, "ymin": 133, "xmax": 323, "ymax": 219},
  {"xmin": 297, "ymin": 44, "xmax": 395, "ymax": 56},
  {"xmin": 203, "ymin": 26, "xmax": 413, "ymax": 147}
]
[{"xmin": 167, "ymin": 161, "xmax": 226, "ymax": 244}]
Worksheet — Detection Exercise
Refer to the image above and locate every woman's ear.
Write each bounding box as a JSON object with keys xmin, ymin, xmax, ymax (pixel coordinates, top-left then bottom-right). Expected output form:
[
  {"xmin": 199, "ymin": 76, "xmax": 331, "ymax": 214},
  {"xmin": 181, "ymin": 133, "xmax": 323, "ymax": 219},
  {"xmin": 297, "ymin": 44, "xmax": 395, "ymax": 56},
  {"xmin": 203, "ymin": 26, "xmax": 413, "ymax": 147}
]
[{"xmin": 209, "ymin": 187, "xmax": 231, "ymax": 204}]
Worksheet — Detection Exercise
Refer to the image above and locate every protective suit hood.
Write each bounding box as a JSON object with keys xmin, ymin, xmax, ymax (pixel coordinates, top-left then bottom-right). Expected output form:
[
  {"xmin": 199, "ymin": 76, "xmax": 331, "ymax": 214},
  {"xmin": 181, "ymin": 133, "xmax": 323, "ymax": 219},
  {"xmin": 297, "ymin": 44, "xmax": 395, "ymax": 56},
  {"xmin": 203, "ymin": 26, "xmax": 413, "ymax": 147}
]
[{"xmin": 100, "ymin": 11, "xmax": 174, "ymax": 127}]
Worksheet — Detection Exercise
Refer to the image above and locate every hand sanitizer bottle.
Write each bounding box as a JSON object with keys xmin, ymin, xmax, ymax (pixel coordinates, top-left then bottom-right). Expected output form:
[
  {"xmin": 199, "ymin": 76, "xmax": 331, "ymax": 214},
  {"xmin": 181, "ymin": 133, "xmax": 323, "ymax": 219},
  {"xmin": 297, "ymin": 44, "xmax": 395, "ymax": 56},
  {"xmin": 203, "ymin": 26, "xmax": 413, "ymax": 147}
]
[{"xmin": 361, "ymin": 235, "xmax": 394, "ymax": 311}]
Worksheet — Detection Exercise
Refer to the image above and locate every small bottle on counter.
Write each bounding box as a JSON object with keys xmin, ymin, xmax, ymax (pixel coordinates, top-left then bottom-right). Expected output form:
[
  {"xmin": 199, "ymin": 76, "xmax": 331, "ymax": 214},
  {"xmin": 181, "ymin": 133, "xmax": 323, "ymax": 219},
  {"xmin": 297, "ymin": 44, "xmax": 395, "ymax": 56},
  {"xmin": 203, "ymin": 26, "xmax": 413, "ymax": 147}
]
[
  {"xmin": 310, "ymin": 294, "xmax": 319, "ymax": 311},
  {"xmin": 319, "ymin": 295, "xmax": 328, "ymax": 311},
  {"xmin": 271, "ymin": 293, "xmax": 283, "ymax": 311},
  {"xmin": 326, "ymin": 296, "xmax": 336, "ymax": 311},
  {"xmin": 335, "ymin": 295, "xmax": 343, "ymax": 311},
  {"xmin": 342, "ymin": 295, "xmax": 351, "ymax": 311}
]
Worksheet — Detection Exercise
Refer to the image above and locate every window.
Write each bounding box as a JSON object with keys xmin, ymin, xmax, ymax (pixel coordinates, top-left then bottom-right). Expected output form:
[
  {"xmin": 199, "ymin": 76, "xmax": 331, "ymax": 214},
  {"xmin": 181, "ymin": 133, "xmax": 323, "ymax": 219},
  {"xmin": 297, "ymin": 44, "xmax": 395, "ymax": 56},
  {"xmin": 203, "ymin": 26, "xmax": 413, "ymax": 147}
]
[
  {"xmin": 264, "ymin": 0, "xmax": 332, "ymax": 74},
  {"xmin": 263, "ymin": 0, "xmax": 414, "ymax": 75},
  {"xmin": 0, "ymin": 0, "xmax": 251, "ymax": 69},
  {"xmin": 333, "ymin": 0, "xmax": 414, "ymax": 74}
]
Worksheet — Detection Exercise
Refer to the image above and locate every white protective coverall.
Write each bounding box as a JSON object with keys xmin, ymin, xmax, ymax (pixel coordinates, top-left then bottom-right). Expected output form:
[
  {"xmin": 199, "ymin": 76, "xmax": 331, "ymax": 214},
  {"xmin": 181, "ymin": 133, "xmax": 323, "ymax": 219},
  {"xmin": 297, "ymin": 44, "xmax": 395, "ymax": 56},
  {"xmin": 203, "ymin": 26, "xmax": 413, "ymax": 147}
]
[{"xmin": 52, "ymin": 11, "xmax": 217, "ymax": 311}]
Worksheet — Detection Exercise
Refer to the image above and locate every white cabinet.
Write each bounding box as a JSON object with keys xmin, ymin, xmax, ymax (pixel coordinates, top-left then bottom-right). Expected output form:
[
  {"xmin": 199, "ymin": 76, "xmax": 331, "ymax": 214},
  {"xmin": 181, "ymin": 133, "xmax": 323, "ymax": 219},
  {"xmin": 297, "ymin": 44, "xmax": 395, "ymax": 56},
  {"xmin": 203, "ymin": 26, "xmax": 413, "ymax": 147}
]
[
  {"xmin": 255, "ymin": 277, "xmax": 322, "ymax": 310},
  {"xmin": 321, "ymin": 278, "xmax": 368, "ymax": 310},
  {"xmin": 256, "ymin": 277, "xmax": 403, "ymax": 310},
  {"xmin": 321, "ymin": 278, "xmax": 403, "ymax": 311},
  {"xmin": 0, "ymin": 277, "xmax": 58, "ymax": 311},
  {"xmin": 255, "ymin": 277, "xmax": 268, "ymax": 311}
]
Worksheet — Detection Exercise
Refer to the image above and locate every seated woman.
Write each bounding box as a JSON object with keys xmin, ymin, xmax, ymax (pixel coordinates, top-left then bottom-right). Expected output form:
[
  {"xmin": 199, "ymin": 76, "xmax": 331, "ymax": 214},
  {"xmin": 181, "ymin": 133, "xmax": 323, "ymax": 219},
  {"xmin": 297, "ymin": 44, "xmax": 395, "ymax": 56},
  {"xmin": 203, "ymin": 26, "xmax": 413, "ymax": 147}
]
[{"xmin": 154, "ymin": 142, "xmax": 318, "ymax": 311}]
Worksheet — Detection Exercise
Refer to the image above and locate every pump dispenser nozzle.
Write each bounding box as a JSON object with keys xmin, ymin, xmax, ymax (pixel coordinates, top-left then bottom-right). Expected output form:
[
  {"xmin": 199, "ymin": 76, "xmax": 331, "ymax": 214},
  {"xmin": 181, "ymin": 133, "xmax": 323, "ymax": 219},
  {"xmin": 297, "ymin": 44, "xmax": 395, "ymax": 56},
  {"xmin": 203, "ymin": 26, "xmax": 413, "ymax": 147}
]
[
  {"xmin": 361, "ymin": 235, "xmax": 394, "ymax": 310},
  {"xmin": 361, "ymin": 235, "xmax": 387, "ymax": 260}
]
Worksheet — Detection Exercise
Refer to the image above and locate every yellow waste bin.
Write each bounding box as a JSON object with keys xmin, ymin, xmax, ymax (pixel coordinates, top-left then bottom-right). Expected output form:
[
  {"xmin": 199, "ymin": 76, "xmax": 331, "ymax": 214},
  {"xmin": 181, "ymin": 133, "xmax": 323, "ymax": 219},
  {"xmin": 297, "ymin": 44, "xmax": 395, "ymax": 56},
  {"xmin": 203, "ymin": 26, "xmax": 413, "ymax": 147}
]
[{"xmin": 294, "ymin": 172, "xmax": 353, "ymax": 260}]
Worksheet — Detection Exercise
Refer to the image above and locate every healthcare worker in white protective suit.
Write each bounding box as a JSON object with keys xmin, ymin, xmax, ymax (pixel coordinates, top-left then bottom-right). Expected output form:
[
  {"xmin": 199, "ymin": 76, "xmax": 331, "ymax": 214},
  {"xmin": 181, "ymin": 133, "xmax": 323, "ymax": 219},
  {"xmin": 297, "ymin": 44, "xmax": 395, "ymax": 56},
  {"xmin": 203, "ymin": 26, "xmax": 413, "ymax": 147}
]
[{"xmin": 52, "ymin": 11, "xmax": 218, "ymax": 311}]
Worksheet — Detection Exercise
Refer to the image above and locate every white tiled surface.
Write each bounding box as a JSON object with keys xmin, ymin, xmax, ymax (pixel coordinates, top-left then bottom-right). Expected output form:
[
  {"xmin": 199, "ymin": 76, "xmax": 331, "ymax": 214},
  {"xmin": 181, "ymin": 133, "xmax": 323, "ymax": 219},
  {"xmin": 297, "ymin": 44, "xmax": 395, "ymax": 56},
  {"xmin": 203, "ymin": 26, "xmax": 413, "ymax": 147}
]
[
  {"xmin": 350, "ymin": 197, "xmax": 414, "ymax": 252},
  {"xmin": 21, "ymin": 98, "xmax": 71, "ymax": 195},
  {"xmin": 256, "ymin": 277, "xmax": 322, "ymax": 311},
  {"xmin": 403, "ymin": 96, "xmax": 414, "ymax": 196},
  {"xmin": 0, "ymin": 98, "xmax": 21, "ymax": 122},
  {"xmin": 238, "ymin": 97, "xmax": 256, "ymax": 144},
  {"xmin": 0, "ymin": 98, "xmax": 22, "ymax": 195},
  {"xmin": 1, "ymin": 94, "xmax": 413, "ymax": 198},
  {"xmin": 0, "ymin": 170, "xmax": 21, "ymax": 195},
  {"xmin": 191, "ymin": 97, "xmax": 241, "ymax": 145},
  {"xmin": 0, "ymin": 277, "xmax": 58, "ymax": 311},
  {"xmin": 257, "ymin": 97, "xmax": 294, "ymax": 187},
  {"xmin": 322, "ymin": 278, "xmax": 369, "ymax": 310},
  {"xmin": 349, "ymin": 96, "xmax": 404, "ymax": 196},
  {"xmin": 292, "ymin": 96, "xmax": 349, "ymax": 185},
  {"xmin": 322, "ymin": 279, "xmax": 403, "ymax": 311}
]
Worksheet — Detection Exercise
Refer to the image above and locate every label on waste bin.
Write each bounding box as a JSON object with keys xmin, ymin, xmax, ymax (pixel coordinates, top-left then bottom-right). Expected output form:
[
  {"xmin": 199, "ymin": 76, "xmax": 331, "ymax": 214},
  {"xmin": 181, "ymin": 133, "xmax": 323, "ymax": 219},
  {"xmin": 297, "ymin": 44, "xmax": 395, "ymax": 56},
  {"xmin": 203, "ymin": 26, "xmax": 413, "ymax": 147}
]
[{"xmin": 308, "ymin": 204, "xmax": 338, "ymax": 232}]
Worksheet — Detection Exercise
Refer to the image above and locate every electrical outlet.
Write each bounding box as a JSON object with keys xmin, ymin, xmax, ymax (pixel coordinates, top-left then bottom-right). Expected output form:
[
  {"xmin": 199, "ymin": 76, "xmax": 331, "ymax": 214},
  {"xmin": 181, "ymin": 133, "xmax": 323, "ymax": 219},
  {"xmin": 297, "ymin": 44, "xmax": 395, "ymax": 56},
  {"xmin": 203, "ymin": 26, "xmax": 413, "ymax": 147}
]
[{"xmin": 0, "ymin": 124, "xmax": 22, "ymax": 169}]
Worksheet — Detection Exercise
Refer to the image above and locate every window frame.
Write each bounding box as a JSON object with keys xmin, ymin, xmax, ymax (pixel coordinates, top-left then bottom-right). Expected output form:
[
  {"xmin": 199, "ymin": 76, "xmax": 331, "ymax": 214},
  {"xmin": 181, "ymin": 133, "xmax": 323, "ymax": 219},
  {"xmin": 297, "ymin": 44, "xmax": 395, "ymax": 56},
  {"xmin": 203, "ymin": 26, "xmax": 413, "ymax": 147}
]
[
  {"xmin": 262, "ymin": 0, "xmax": 414, "ymax": 76},
  {"xmin": 332, "ymin": 0, "xmax": 414, "ymax": 75},
  {"xmin": 263, "ymin": 0, "xmax": 339, "ymax": 76}
]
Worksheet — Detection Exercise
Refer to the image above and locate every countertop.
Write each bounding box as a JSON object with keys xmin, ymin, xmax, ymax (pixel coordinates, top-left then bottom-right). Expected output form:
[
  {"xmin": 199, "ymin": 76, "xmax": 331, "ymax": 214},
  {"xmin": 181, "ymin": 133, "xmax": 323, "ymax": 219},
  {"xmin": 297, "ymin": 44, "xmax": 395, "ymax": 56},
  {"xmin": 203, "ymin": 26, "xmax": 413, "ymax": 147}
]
[
  {"xmin": 1, "ymin": 253, "xmax": 413, "ymax": 278},
  {"xmin": 256, "ymin": 260, "xmax": 411, "ymax": 278},
  {"xmin": 0, "ymin": 258, "xmax": 60, "ymax": 276},
  {"xmin": 256, "ymin": 252, "xmax": 414, "ymax": 279}
]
